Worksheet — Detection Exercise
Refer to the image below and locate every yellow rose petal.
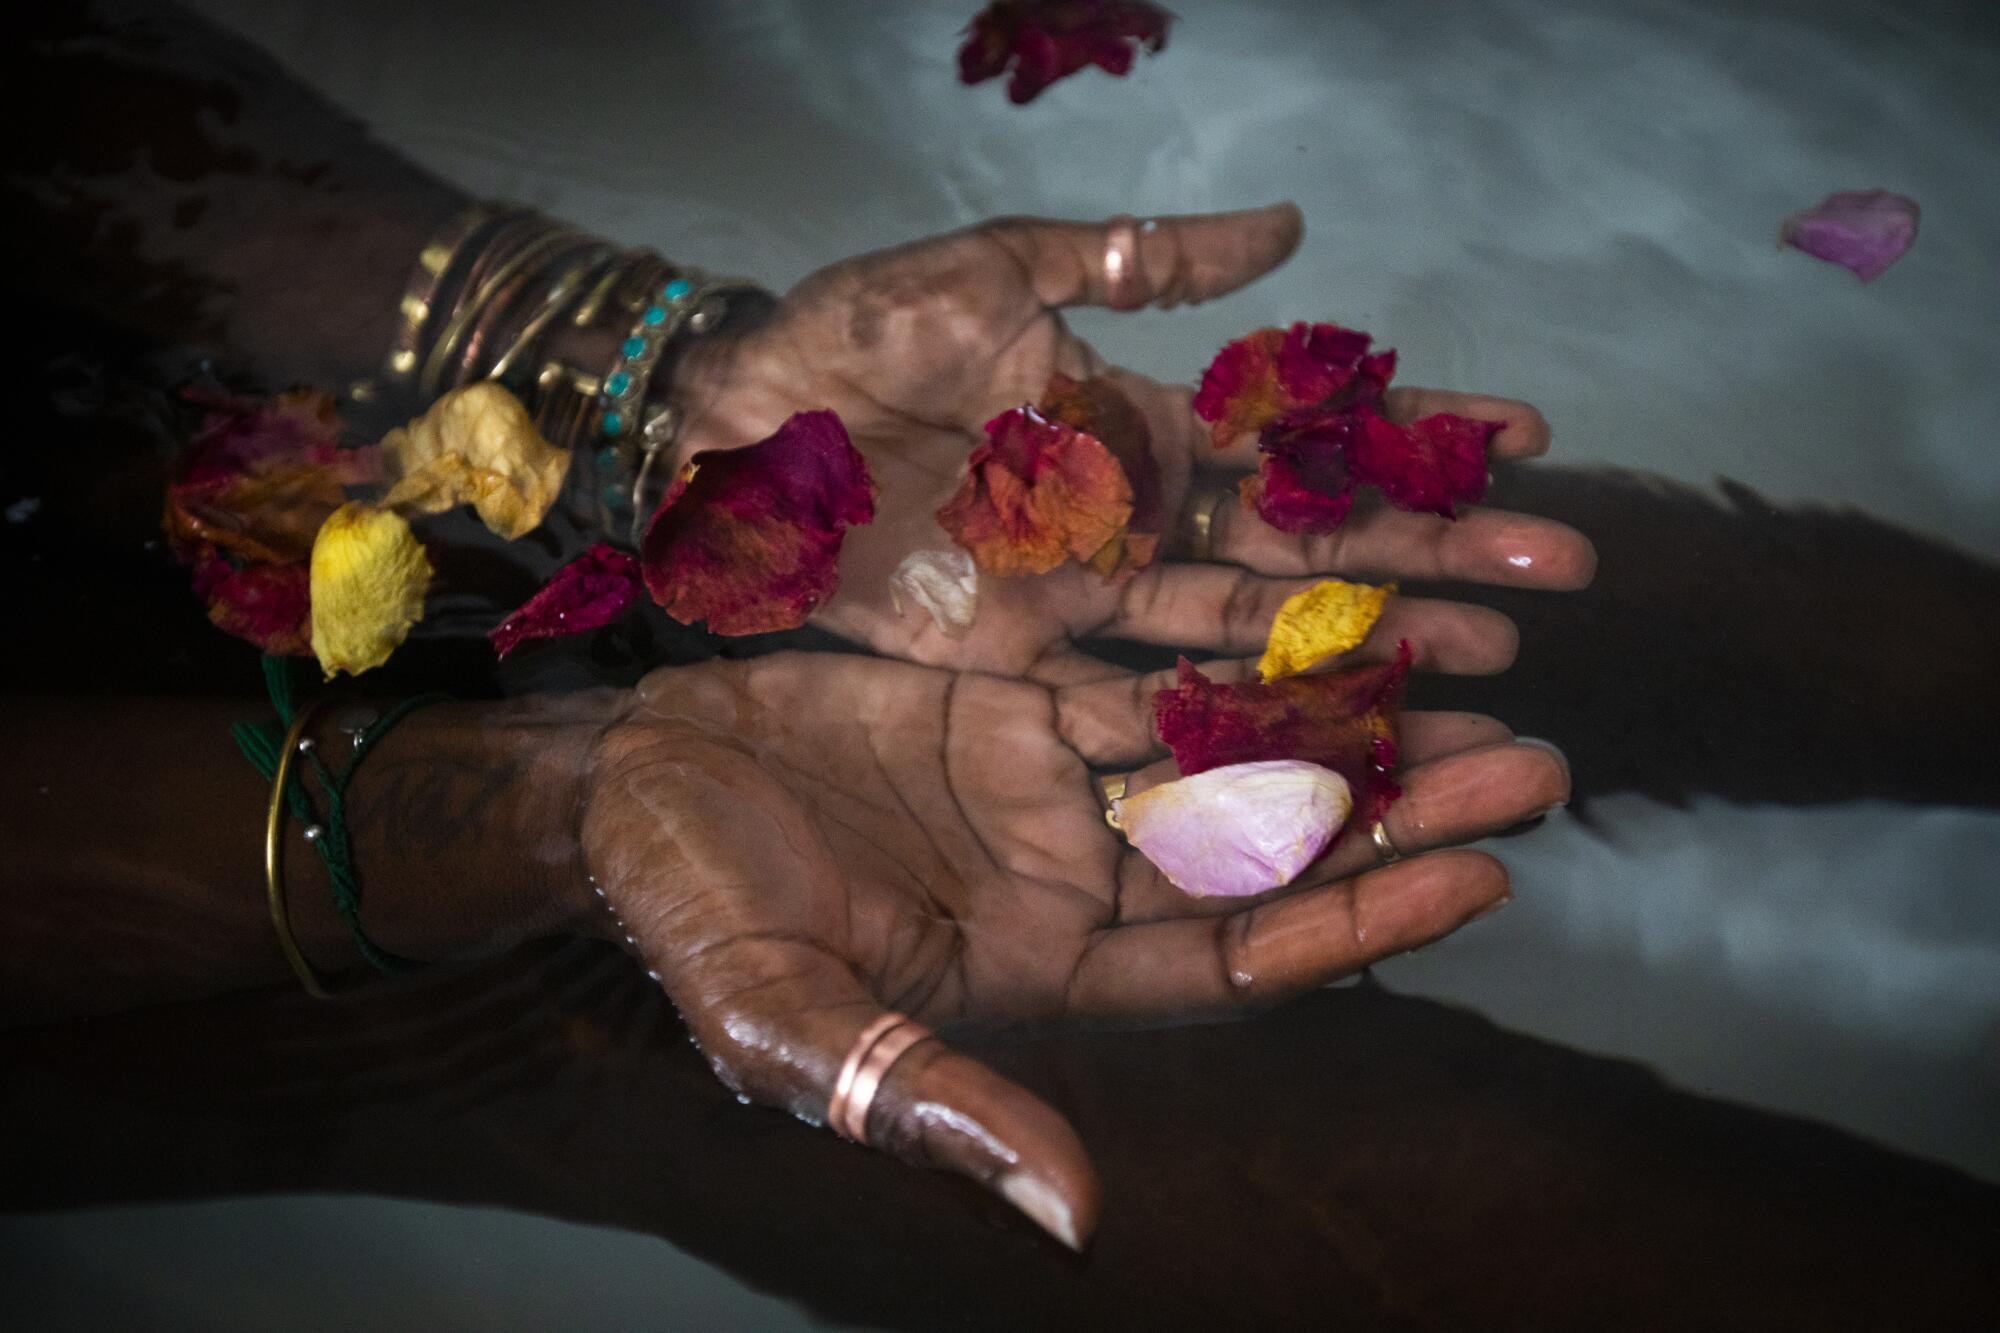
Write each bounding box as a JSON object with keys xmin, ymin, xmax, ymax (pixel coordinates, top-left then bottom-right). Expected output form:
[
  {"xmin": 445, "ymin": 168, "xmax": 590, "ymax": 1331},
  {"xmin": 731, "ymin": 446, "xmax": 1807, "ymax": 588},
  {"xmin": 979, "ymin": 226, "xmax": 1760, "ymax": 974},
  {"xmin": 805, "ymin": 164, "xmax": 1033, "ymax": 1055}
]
[
  {"xmin": 1258, "ymin": 579, "xmax": 1393, "ymax": 682},
  {"xmin": 381, "ymin": 382, "xmax": 569, "ymax": 540},
  {"xmin": 309, "ymin": 501, "xmax": 433, "ymax": 679}
]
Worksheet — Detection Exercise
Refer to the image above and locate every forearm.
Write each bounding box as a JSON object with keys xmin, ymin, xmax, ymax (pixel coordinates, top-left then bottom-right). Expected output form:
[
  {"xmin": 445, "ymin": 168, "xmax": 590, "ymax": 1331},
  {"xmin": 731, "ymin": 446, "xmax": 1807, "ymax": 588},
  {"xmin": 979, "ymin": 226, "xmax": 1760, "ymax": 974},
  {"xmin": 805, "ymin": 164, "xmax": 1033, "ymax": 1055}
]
[
  {"xmin": 0, "ymin": 690, "xmax": 616, "ymax": 1023},
  {"xmin": 6, "ymin": 1, "xmax": 466, "ymax": 391}
]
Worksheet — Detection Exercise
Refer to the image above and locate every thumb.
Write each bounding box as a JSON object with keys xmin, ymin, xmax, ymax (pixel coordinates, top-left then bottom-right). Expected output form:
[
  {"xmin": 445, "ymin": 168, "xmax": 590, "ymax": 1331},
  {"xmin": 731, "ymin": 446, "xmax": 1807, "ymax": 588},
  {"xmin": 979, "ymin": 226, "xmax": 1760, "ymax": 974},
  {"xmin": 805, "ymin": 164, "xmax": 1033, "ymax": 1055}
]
[
  {"xmin": 985, "ymin": 201, "xmax": 1304, "ymax": 311},
  {"xmin": 651, "ymin": 925, "xmax": 1101, "ymax": 1250}
]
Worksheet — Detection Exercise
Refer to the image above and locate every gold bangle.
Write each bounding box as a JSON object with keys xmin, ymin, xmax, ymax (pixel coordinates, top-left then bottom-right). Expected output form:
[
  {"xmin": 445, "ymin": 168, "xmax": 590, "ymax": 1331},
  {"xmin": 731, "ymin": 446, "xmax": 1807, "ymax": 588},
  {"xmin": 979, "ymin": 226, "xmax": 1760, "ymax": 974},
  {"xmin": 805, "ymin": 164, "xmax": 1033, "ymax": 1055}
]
[
  {"xmin": 488, "ymin": 244, "xmax": 619, "ymax": 384},
  {"xmin": 265, "ymin": 700, "xmax": 334, "ymax": 1000},
  {"xmin": 420, "ymin": 224, "xmax": 580, "ymax": 400},
  {"xmin": 353, "ymin": 203, "xmax": 505, "ymax": 404}
]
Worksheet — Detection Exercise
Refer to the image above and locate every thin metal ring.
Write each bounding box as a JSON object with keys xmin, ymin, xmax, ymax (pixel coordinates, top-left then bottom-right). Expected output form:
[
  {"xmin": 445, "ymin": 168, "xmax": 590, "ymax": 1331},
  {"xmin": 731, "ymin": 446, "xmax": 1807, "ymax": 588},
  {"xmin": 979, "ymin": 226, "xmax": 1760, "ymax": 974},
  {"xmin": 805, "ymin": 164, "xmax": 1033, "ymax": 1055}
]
[
  {"xmin": 1102, "ymin": 214, "xmax": 1147, "ymax": 310},
  {"xmin": 832, "ymin": 1016, "xmax": 935, "ymax": 1144},
  {"xmin": 828, "ymin": 1013, "xmax": 903, "ymax": 1139},
  {"xmin": 1182, "ymin": 479, "xmax": 1232, "ymax": 562},
  {"xmin": 1370, "ymin": 818, "xmax": 1403, "ymax": 863},
  {"xmin": 1096, "ymin": 773, "xmax": 1130, "ymax": 834},
  {"xmin": 265, "ymin": 700, "xmax": 334, "ymax": 1000}
]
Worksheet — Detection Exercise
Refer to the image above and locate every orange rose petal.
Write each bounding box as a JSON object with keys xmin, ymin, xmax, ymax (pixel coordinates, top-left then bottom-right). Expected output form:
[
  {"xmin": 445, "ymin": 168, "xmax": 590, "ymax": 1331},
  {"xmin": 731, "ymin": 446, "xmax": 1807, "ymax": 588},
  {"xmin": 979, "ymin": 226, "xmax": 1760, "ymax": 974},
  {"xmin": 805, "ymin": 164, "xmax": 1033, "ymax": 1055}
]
[{"xmin": 937, "ymin": 404, "xmax": 1133, "ymax": 576}]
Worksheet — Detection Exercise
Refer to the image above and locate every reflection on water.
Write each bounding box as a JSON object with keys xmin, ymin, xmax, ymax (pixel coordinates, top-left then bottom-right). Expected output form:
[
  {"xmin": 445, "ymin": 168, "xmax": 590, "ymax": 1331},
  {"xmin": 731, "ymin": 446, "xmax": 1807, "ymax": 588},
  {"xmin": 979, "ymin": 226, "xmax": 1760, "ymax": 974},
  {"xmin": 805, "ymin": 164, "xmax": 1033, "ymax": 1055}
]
[{"xmin": 4, "ymin": 937, "xmax": 1995, "ymax": 1329}]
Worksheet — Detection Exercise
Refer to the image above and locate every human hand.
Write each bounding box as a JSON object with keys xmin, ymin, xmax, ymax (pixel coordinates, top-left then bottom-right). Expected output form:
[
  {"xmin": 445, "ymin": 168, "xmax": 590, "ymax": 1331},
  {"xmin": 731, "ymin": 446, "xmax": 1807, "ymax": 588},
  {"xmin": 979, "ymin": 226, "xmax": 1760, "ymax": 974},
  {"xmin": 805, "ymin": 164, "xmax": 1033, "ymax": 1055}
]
[
  {"xmin": 672, "ymin": 205, "xmax": 1595, "ymax": 680},
  {"xmin": 577, "ymin": 651, "xmax": 1570, "ymax": 1248}
]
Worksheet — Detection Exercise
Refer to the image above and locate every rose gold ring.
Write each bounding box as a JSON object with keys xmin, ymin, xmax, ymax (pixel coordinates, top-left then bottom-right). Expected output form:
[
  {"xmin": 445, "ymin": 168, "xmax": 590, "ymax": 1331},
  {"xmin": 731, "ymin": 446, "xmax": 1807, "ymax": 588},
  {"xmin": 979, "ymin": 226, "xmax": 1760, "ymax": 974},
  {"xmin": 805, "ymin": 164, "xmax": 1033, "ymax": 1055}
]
[
  {"xmin": 828, "ymin": 1013, "xmax": 903, "ymax": 1139},
  {"xmin": 1102, "ymin": 214, "xmax": 1147, "ymax": 310},
  {"xmin": 828, "ymin": 1015, "xmax": 935, "ymax": 1144},
  {"xmin": 1370, "ymin": 818, "xmax": 1403, "ymax": 863}
]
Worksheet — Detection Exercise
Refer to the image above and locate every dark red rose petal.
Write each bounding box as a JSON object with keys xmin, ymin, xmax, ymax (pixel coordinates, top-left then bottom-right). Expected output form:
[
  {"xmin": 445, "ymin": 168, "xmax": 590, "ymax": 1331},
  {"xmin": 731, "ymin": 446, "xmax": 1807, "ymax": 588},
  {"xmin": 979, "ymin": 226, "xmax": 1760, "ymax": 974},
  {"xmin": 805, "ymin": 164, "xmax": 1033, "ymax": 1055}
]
[
  {"xmin": 1193, "ymin": 322, "xmax": 1388, "ymax": 450},
  {"xmin": 936, "ymin": 403, "xmax": 1133, "ymax": 576},
  {"xmin": 1244, "ymin": 414, "xmax": 1358, "ymax": 534},
  {"xmin": 1152, "ymin": 643, "xmax": 1411, "ymax": 835},
  {"xmin": 194, "ymin": 553, "xmax": 313, "ymax": 657},
  {"xmin": 1345, "ymin": 410, "xmax": 1495, "ymax": 519},
  {"xmin": 490, "ymin": 543, "xmax": 644, "ymax": 659},
  {"xmin": 641, "ymin": 410, "xmax": 876, "ymax": 636},
  {"xmin": 958, "ymin": 1, "xmax": 1173, "ymax": 105}
]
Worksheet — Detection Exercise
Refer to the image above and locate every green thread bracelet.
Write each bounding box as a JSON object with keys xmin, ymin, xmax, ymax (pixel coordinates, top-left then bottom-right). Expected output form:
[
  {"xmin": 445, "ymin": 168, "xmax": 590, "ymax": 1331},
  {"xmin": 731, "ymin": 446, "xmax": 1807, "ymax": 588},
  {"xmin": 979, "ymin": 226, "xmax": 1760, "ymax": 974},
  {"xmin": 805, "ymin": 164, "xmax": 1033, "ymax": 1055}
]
[{"xmin": 234, "ymin": 656, "xmax": 449, "ymax": 978}]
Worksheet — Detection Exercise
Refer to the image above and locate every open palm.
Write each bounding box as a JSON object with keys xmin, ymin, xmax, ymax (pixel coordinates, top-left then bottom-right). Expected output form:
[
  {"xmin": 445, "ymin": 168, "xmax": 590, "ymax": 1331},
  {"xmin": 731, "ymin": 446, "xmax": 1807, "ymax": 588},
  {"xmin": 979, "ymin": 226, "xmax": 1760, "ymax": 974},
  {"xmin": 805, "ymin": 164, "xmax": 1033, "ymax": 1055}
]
[
  {"xmin": 580, "ymin": 651, "xmax": 1569, "ymax": 1248},
  {"xmin": 674, "ymin": 205, "xmax": 1595, "ymax": 680}
]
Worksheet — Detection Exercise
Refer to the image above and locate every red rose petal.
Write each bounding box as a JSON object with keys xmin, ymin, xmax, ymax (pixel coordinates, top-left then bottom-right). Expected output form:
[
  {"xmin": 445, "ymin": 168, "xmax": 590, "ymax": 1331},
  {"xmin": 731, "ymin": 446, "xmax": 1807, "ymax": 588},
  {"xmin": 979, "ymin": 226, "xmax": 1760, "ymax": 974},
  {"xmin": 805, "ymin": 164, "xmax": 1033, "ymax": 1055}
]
[
  {"xmin": 937, "ymin": 403, "xmax": 1133, "ymax": 576},
  {"xmin": 1152, "ymin": 643, "xmax": 1411, "ymax": 835},
  {"xmin": 1244, "ymin": 415, "xmax": 1357, "ymax": 534},
  {"xmin": 1198, "ymin": 319, "xmax": 1499, "ymax": 530},
  {"xmin": 641, "ymin": 410, "xmax": 876, "ymax": 636},
  {"xmin": 1039, "ymin": 372, "xmax": 1163, "ymax": 578},
  {"xmin": 194, "ymin": 553, "xmax": 313, "ymax": 656},
  {"xmin": 959, "ymin": 1, "xmax": 1172, "ymax": 105},
  {"xmin": 490, "ymin": 543, "xmax": 644, "ymax": 659},
  {"xmin": 1346, "ymin": 410, "xmax": 1495, "ymax": 519},
  {"xmin": 1193, "ymin": 322, "xmax": 1388, "ymax": 450}
]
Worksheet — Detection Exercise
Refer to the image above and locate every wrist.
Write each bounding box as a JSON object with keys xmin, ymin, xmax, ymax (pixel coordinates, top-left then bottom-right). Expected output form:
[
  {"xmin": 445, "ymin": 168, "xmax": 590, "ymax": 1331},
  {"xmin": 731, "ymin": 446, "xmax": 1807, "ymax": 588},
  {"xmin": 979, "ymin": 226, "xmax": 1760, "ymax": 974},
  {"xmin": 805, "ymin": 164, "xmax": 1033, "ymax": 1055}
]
[{"xmin": 293, "ymin": 691, "xmax": 625, "ymax": 967}]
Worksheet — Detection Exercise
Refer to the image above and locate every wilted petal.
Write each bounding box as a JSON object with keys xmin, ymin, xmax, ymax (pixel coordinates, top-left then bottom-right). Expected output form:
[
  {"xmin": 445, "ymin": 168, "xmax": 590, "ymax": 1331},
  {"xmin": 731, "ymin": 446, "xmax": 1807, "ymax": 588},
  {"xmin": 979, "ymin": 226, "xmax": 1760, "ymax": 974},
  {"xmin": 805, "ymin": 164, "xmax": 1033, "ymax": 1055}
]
[
  {"xmin": 1780, "ymin": 190, "xmax": 1919, "ymax": 283},
  {"xmin": 642, "ymin": 410, "xmax": 876, "ymax": 636},
  {"xmin": 1193, "ymin": 322, "xmax": 1388, "ymax": 450},
  {"xmin": 1119, "ymin": 760, "xmax": 1352, "ymax": 898},
  {"xmin": 1244, "ymin": 415, "xmax": 1358, "ymax": 534},
  {"xmin": 1154, "ymin": 644, "xmax": 1411, "ymax": 835},
  {"xmin": 889, "ymin": 548, "xmax": 980, "ymax": 638},
  {"xmin": 166, "ymin": 390, "xmax": 370, "ymax": 566},
  {"xmin": 381, "ymin": 383, "xmax": 570, "ymax": 540},
  {"xmin": 309, "ymin": 502, "xmax": 433, "ymax": 679},
  {"xmin": 1259, "ymin": 579, "xmax": 1393, "ymax": 682},
  {"xmin": 1039, "ymin": 371, "xmax": 1164, "ymax": 579},
  {"xmin": 936, "ymin": 404, "xmax": 1132, "ymax": 576},
  {"xmin": 958, "ymin": 1, "xmax": 1173, "ymax": 105},
  {"xmin": 490, "ymin": 543, "xmax": 644, "ymax": 659},
  {"xmin": 1345, "ymin": 410, "xmax": 1494, "ymax": 519},
  {"xmin": 194, "ymin": 553, "xmax": 312, "ymax": 656}
]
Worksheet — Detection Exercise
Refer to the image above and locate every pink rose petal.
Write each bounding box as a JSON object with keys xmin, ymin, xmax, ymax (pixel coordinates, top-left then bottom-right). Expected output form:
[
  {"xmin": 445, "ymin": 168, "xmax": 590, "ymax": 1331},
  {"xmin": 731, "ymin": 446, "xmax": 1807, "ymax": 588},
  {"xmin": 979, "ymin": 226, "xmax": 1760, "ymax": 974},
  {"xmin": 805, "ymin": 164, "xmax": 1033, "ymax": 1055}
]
[
  {"xmin": 1118, "ymin": 759, "xmax": 1353, "ymax": 898},
  {"xmin": 1780, "ymin": 190, "xmax": 1919, "ymax": 283}
]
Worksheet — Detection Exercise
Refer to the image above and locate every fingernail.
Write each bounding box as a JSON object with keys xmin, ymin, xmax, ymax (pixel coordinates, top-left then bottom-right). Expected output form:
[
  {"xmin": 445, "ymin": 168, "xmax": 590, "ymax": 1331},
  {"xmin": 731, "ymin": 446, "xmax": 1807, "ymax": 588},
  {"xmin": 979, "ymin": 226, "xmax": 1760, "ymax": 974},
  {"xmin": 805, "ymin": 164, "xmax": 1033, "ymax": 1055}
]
[
  {"xmin": 1514, "ymin": 736, "xmax": 1571, "ymax": 811},
  {"xmin": 1470, "ymin": 893, "xmax": 1512, "ymax": 923},
  {"xmin": 1000, "ymin": 1172, "xmax": 1083, "ymax": 1251}
]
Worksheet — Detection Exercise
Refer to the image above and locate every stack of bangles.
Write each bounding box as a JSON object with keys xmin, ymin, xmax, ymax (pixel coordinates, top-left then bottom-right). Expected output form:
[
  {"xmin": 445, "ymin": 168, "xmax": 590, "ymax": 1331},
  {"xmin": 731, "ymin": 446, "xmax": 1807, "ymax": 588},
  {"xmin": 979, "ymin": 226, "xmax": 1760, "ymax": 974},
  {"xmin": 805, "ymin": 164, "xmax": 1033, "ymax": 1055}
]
[
  {"xmin": 348, "ymin": 201, "xmax": 773, "ymax": 543},
  {"xmin": 244, "ymin": 205, "xmax": 777, "ymax": 995}
]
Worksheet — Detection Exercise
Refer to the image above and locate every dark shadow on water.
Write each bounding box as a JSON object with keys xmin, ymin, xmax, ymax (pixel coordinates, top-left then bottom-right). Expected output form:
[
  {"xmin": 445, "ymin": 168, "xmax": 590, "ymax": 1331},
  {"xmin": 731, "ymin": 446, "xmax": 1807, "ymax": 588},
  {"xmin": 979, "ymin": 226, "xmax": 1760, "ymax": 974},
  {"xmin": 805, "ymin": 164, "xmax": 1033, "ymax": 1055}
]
[
  {"xmin": 1413, "ymin": 464, "xmax": 2000, "ymax": 811},
  {"xmin": 2, "ymin": 939, "xmax": 1993, "ymax": 1329},
  {"xmin": 1085, "ymin": 462, "xmax": 2000, "ymax": 813}
]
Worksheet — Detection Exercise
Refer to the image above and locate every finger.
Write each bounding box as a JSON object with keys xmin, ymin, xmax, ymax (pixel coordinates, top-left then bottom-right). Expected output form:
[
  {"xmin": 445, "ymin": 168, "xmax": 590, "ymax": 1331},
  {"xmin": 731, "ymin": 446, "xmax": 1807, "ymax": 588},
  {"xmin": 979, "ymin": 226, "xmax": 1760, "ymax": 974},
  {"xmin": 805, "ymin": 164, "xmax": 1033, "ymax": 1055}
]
[
  {"xmin": 1383, "ymin": 387, "xmax": 1553, "ymax": 459},
  {"xmin": 1068, "ymin": 850, "xmax": 1510, "ymax": 1019},
  {"xmin": 1197, "ymin": 388, "xmax": 1549, "ymax": 471},
  {"xmin": 1053, "ymin": 656, "xmax": 1259, "ymax": 768},
  {"xmin": 1310, "ymin": 737, "xmax": 1570, "ymax": 881},
  {"xmin": 1117, "ymin": 714, "xmax": 1529, "ymax": 802},
  {"xmin": 646, "ymin": 928, "xmax": 1100, "ymax": 1250},
  {"xmin": 983, "ymin": 202, "xmax": 1304, "ymax": 312},
  {"xmin": 1099, "ymin": 568, "xmax": 1519, "ymax": 674},
  {"xmin": 1109, "ymin": 733, "xmax": 1557, "ymax": 925},
  {"xmin": 1206, "ymin": 495, "xmax": 1599, "ymax": 591},
  {"xmin": 868, "ymin": 1036, "xmax": 1100, "ymax": 1250},
  {"xmin": 1053, "ymin": 625, "xmax": 1508, "ymax": 771}
]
